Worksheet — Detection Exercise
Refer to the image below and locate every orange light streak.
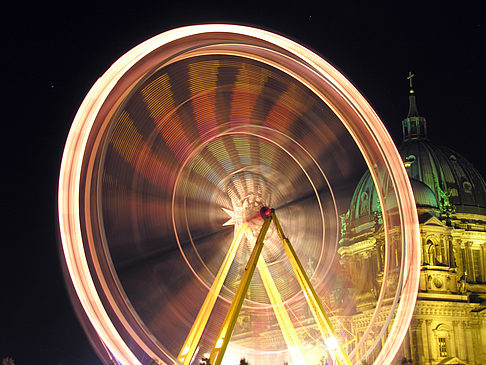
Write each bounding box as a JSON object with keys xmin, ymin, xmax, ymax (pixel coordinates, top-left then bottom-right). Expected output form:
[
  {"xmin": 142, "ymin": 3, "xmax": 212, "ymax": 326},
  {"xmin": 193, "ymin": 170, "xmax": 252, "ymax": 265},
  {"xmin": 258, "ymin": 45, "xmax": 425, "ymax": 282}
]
[
  {"xmin": 158, "ymin": 112, "xmax": 193, "ymax": 163},
  {"xmin": 59, "ymin": 84, "xmax": 143, "ymax": 364},
  {"xmin": 191, "ymin": 91, "xmax": 219, "ymax": 141}
]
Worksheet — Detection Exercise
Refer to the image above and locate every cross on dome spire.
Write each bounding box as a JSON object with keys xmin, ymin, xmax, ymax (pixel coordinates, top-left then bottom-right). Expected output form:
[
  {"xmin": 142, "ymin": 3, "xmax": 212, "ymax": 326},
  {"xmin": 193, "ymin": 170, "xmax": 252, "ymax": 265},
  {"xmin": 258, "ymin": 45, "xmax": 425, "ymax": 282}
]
[
  {"xmin": 407, "ymin": 71, "xmax": 415, "ymax": 93},
  {"xmin": 406, "ymin": 71, "xmax": 420, "ymax": 118}
]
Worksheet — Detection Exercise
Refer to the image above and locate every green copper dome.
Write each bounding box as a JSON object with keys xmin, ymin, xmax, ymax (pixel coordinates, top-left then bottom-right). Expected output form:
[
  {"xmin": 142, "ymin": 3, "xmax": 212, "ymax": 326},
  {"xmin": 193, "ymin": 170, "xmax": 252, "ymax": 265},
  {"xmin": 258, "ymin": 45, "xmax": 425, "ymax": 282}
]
[
  {"xmin": 344, "ymin": 78, "xmax": 486, "ymax": 234},
  {"xmin": 399, "ymin": 140, "xmax": 486, "ymax": 215}
]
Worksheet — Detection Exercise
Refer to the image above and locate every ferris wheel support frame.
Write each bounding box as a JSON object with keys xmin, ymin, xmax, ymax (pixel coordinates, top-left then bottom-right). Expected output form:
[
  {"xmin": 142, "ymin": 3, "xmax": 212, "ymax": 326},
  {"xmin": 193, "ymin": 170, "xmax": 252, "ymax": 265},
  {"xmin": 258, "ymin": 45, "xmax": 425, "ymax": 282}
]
[{"xmin": 202, "ymin": 208, "xmax": 352, "ymax": 365}]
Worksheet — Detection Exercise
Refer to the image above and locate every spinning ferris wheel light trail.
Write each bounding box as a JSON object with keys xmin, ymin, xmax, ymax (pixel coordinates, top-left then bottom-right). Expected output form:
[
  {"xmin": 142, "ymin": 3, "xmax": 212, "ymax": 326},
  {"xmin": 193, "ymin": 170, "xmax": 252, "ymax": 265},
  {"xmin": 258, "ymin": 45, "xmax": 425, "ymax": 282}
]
[{"xmin": 58, "ymin": 24, "xmax": 420, "ymax": 365}]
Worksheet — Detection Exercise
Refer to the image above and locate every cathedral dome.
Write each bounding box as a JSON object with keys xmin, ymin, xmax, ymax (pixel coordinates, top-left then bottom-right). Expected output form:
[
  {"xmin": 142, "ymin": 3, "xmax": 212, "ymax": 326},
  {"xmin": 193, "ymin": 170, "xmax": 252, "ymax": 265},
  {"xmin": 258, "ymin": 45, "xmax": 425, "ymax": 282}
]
[
  {"xmin": 345, "ymin": 78, "xmax": 486, "ymax": 231},
  {"xmin": 398, "ymin": 78, "xmax": 486, "ymax": 216}
]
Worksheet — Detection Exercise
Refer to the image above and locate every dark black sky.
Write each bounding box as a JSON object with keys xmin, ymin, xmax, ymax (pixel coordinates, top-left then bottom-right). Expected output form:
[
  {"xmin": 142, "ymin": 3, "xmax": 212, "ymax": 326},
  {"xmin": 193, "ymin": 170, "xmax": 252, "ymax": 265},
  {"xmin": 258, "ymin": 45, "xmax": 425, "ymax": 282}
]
[{"xmin": 2, "ymin": 2, "xmax": 484, "ymax": 364}]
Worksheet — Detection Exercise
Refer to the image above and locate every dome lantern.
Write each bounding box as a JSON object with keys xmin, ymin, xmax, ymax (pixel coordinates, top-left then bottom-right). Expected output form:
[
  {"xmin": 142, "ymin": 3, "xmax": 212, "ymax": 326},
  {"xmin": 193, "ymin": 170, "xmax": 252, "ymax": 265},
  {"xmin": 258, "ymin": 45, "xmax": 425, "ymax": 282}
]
[{"xmin": 402, "ymin": 72, "xmax": 428, "ymax": 142}]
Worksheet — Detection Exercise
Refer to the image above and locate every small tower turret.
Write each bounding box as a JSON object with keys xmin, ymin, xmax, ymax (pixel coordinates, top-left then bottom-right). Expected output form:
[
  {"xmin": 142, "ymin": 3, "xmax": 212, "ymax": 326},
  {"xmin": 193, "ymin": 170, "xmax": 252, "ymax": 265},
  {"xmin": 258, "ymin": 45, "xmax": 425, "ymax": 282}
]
[{"xmin": 402, "ymin": 72, "xmax": 428, "ymax": 142}]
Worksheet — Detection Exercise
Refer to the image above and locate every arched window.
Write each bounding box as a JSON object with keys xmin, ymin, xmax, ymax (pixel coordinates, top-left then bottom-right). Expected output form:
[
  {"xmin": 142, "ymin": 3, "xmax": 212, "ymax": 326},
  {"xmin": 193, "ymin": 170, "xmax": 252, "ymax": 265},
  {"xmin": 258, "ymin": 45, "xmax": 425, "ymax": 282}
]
[
  {"xmin": 426, "ymin": 240, "xmax": 435, "ymax": 265},
  {"xmin": 359, "ymin": 191, "xmax": 369, "ymax": 216},
  {"xmin": 433, "ymin": 324, "xmax": 451, "ymax": 359},
  {"xmin": 426, "ymin": 238, "xmax": 446, "ymax": 266}
]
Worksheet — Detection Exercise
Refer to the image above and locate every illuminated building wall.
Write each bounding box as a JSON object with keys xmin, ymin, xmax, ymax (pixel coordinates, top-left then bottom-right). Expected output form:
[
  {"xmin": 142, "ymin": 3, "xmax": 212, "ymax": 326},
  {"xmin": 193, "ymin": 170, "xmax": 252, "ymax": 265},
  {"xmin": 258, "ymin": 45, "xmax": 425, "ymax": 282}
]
[{"xmin": 339, "ymin": 84, "xmax": 486, "ymax": 364}]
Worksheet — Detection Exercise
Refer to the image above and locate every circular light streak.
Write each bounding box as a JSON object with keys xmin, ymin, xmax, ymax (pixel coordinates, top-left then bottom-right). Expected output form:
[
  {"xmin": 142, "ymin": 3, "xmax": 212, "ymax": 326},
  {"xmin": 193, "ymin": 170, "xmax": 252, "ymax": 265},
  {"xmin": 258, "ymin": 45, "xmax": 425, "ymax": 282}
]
[{"xmin": 58, "ymin": 24, "xmax": 420, "ymax": 364}]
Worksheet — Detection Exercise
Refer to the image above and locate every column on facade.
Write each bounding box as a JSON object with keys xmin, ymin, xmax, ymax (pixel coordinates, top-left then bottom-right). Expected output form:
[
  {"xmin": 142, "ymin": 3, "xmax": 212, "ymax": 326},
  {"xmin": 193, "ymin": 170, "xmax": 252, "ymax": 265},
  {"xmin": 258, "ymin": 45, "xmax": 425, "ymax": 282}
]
[
  {"xmin": 363, "ymin": 253, "xmax": 371, "ymax": 292},
  {"xmin": 451, "ymin": 320, "xmax": 459, "ymax": 358},
  {"xmin": 457, "ymin": 320, "xmax": 467, "ymax": 362},
  {"xmin": 353, "ymin": 256, "xmax": 361, "ymax": 291},
  {"xmin": 481, "ymin": 244, "xmax": 486, "ymax": 283},
  {"xmin": 425, "ymin": 319, "xmax": 434, "ymax": 364},
  {"xmin": 418, "ymin": 318, "xmax": 430, "ymax": 363},
  {"xmin": 402, "ymin": 327, "xmax": 412, "ymax": 363},
  {"xmin": 453, "ymin": 239, "xmax": 463, "ymax": 277},
  {"xmin": 464, "ymin": 321, "xmax": 476, "ymax": 364},
  {"xmin": 464, "ymin": 241, "xmax": 473, "ymax": 282},
  {"xmin": 471, "ymin": 321, "xmax": 481, "ymax": 365},
  {"xmin": 376, "ymin": 240, "xmax": 383, "ymax": 273},
  {"xmin": 480, "ymin": 317, "xmax": 486, "ymax": 364},
  {"xmin": 447, "ymin": 234, "xmax": 455, "ymax": 268},
  {"xmin": 391, "ymin": 234, "xmax": 398, "ymax": 269},
  {"xmin": 440, "ymin": 234, "xmax": 448, "ymax": 266},
  {"xmin": 410, "ymin": 318, "xmax": 423, "ymax": 365},
  {"xmin": 421, "ymin": 235, "xmax": 427, "ymax": 265}
]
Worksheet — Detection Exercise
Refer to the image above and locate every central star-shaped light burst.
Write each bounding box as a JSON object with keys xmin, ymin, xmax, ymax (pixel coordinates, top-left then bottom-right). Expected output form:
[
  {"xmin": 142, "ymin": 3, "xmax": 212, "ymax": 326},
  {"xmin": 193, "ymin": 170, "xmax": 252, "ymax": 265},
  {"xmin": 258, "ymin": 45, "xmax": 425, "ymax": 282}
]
[
  {"xmin": 222, "ymin": 207, "xmax": 237, "ymax": 227},
  {"xmin": 221, "ymin": 195, "xmax": 266, "ymax": 231}
]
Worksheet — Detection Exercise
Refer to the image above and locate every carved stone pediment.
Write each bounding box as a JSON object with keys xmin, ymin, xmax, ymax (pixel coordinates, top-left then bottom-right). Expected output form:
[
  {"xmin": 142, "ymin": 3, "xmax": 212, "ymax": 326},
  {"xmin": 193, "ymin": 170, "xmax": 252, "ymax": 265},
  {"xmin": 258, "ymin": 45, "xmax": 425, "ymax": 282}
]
[
  {"xmin": 436, "ymin": 356, "xmax": 466, "ymax": 364},
  {"xmin": 422, "ymin": 215, "xmax": 446, "ymax": 227}
]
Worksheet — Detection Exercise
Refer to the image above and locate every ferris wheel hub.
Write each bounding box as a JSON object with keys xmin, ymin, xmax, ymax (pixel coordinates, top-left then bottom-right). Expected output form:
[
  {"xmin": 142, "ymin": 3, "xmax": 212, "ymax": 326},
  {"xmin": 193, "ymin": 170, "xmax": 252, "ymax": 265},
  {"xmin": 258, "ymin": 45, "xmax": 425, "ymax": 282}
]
[{"xmin": 260, "ymin": 206, "xmax": 273, "ymax": 219}]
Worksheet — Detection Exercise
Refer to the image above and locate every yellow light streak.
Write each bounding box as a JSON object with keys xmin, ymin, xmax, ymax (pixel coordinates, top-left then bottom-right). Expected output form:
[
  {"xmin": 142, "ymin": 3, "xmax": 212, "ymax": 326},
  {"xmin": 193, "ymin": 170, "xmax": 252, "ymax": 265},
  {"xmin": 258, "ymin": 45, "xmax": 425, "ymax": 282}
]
[
  {"xmin": 188, "ymin": 59, "xmax": 219, "ymax": 94},
  {"xmin": 111, "ymin": 111, "xmax": 143, "ymax": 164},
  {"xmin": 141, "ymin": 73, "xmax": 174, "ymax": 119},
  {"xmin": 177, "ymin": 223, "xmax": 249, "ymax": 365},
  {"xmin": 207, "ymin": 139, "xmax": 231, "ymax": 162}
]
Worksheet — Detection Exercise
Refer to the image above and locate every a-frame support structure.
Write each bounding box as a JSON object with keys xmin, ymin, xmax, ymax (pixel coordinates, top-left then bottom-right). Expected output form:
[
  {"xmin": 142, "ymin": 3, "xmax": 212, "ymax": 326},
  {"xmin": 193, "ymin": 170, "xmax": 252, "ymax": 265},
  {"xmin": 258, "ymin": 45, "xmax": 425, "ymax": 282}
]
[{"xmin": 177, "ymin": 207, "xmax": 351, "ymax": 365}]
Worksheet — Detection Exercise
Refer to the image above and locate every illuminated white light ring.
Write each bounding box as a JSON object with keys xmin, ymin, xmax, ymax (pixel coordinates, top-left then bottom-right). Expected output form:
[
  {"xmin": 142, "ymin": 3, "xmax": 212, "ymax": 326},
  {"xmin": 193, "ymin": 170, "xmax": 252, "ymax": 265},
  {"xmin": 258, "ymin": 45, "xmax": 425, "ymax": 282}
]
[
  {"xmin": 59, "ymin": 24, "xmax": 420, "ymax": 365},
  {"xmin": 58, "ymin": 74, "xmax": 143, "ymax": 364}
]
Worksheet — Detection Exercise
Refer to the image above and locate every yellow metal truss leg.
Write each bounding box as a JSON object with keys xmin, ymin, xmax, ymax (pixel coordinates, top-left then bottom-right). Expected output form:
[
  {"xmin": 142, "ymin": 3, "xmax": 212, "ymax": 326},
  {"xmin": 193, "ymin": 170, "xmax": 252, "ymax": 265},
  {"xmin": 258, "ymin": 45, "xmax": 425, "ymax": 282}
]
[
  {"xmin": 209, "ymin": 216, "xmax": 273, "ymax": 365},
  {"xmin": 271, "ymin": 212, "xmax": 352, "ymax": 365},
  {"xmin": 177, "ymin": 223, "xmax": 249, "ymax": 365},
  {"xmin": 245, "ymin": 229, "xmax": 306, "ymax": 364}
]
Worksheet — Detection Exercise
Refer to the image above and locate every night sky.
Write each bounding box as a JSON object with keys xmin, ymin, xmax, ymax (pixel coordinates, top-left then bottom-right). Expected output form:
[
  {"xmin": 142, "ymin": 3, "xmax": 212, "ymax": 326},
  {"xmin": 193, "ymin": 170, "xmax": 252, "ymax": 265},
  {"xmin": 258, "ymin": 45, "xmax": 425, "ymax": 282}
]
[{"xmin": 2, "ymin": 2, "xmax": 484, "ymax": 364}]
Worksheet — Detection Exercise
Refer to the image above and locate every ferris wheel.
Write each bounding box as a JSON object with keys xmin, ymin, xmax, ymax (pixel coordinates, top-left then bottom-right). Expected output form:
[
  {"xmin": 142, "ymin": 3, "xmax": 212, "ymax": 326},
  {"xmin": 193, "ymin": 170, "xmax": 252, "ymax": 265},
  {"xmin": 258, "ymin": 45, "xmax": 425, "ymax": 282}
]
[{"xmin": 58, "ymin": 24, "xmax": 420, "ymax": 365}]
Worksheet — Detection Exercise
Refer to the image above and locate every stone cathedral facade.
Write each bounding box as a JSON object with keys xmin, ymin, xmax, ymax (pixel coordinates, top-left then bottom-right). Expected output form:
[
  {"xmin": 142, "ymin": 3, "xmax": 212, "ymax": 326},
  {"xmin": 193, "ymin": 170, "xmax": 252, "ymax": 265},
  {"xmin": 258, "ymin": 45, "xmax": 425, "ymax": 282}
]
[{"xmin": 339, "ymin": 84, "xmax": 486, "ymax": 364}]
